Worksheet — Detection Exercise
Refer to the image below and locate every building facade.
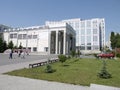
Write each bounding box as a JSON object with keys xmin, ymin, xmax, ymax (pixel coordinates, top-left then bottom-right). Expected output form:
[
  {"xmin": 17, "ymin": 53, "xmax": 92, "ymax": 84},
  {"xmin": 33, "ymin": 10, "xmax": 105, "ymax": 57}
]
[
  {"xmin": 46, "ymin": 18, "xmax": 105, "ymax": 54},
  {"xmin": 3, "ymin": 22, "xmax": 76, "ymax": 55}
]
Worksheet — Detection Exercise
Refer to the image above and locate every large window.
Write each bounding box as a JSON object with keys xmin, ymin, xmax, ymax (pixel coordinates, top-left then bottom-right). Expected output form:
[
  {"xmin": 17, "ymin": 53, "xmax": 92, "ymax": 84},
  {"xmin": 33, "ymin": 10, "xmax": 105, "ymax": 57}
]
[
  {"xmin": 18, "ymin": 34, "xmax": 27, "ymax": 39},
  {"xmin": 93, "ymin": 36, "xmax": 98, "ymax": 42},
  {"xmin": 93, "ymin": 29, "xmax": 98, "ymax": 34},
  {"xmin": 81, "ymin": 29, "xmax": 85, "ymax": 35},
  {"xmin": 18, "ymin": 34, "xmax": 22, "ymax": 39},
  {"xmin": 27, "ymin": 35, "xmax": 32, "ymax": 39},
  {"xmin": 87, "ymin": 46, "xmax": 91, "ymax": 50},
  {"xmin": 80, "ymin": 46, "xmax": 85, "ymax": 50},
  {"xmin": 81, "ymin": 36, "xmax": 85, "ymax": 45},
  {"xmin": 87, "ymin": 36, "xmax": 91, "ymax": 45},
  {"xmin": 86, "ymin": 29, "xmax": 91, "ymax": 35},
  {"xmin": 33, "ymin": 47, "xmax": 37, "ymax": 52},
  {"xmin": 86, "ymin": 21, "xmax": 91, "ymax": 27},
  {"xmin": 10, "ymin": 33, "xmax": 17, "ymax": 39},
  {"xmin": 81, "ymin": 21, "xmax": 85, "ymax": 28},
  {"xmin": 33, "ymin": 35, "xmax": 37, "ymax": 39}
]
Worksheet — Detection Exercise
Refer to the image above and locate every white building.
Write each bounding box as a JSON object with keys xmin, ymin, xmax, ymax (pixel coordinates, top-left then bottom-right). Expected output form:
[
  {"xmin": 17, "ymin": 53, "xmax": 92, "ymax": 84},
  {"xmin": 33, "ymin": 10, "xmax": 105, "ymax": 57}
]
[
  {"xmin": 46, "ymin": 18, "xmax": 105, "ymax": 54},
  {"xmin": 3, "ymin": 22, "xmax": 76, "ymax": 55}
]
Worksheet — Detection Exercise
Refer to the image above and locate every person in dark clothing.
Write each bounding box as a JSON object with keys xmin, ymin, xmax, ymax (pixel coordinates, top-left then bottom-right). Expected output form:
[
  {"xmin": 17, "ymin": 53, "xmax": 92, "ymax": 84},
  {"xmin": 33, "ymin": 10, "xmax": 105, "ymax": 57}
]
[{"xmin": 9, "ymin": 50, "xmax": 13, "ymax": 59}]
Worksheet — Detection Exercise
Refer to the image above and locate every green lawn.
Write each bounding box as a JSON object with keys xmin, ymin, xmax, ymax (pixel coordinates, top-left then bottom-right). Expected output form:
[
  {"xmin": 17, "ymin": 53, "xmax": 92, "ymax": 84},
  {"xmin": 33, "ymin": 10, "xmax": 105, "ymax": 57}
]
[{"xmin": 5, "ymin": 58, "xmax": 120, "ymax": 87}]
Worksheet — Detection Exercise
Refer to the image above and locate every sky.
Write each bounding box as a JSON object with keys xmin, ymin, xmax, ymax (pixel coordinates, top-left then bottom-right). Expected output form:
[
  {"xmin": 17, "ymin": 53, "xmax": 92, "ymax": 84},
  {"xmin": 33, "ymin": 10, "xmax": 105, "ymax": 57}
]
[{"xmin": 0, "ymin": 0, "xmax": 120, "ymax": 41}]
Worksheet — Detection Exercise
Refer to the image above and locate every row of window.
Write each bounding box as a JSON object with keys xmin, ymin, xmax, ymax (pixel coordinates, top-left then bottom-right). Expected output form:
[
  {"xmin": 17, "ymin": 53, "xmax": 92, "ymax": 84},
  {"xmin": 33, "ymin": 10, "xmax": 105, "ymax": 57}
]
[
  {"xmin": 80, "ymin": 46, "xmax": 99, "ymax": 50},
  {"xmin": 10, "ymin": 33, "xmax": 38, "ymax": 39},
  {"xmin": 80, "ymin": 28, "xmax": 98, "ymax": 35}
]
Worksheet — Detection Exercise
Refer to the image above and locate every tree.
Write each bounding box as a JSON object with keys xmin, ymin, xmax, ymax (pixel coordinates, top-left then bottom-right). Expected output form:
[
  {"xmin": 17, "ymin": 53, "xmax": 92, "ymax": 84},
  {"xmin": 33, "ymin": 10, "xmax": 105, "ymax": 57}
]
[
  {"xmin": 98, "ymin": 60, "xmax": 111, "ymax": 79},
  {"xmin": 3, "ymin": 41, "xmax": 8, "ymax": 51},
  {"xmin": 0, "ymin": 37, "xmax": 4, "ymax": 52},
  {"xmin": 8, "ymin": 41, "xmax": 14, "ymax": 49},
  {"xmin": 19, "ymin": 42, "xmax": 22, "ymax": 49},
  {"xmin": 70, "ymin": 50, "xmax": 76, "ymax": 57},
  {"xmin": 110, "ymin": 32, "xmax": 120, "ymax": 49},
  {"xmin": 110, "ymin": 32, "xmax": 115, "ymax": 49},
  {"xmin": 58, "ymin": 55, "xmax": 67, "ymax": 64}
]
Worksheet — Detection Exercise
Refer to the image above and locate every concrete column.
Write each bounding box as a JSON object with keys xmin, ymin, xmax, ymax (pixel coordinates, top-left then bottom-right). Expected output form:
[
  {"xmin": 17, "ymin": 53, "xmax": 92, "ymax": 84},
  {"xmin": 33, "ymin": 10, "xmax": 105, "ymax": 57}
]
[
  {"xmin": 56, "ymin": 31, "xmax": 58, "ymax": 54},
  {"xmin": 63, "ymin": 30, "xmax": 66, "ymax": 54},
  {"xmin": 48, "ymin": 30, "xmax": 51, "ymax": 54}
]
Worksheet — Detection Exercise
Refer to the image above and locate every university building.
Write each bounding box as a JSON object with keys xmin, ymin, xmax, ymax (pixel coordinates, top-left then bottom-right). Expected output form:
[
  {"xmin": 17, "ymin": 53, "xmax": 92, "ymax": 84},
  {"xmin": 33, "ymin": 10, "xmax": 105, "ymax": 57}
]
[
  {"xmin": 3, "ymin": 22, "xmax": 76, "ymax": 54},
  {"xmin": 2, "ymin": 18, "xmax": 105, "ymax": 54},
  {"xmin": 46, "ymin": 18, "xmax": 105, "ymax": 54}
]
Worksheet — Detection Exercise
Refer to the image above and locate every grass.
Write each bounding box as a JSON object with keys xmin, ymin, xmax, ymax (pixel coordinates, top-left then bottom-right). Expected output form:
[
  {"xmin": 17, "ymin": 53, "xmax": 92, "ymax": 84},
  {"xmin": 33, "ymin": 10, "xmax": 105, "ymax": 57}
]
[{"xmin": 5, "ymin": 58, "xmax": 120, "ymax": 87}]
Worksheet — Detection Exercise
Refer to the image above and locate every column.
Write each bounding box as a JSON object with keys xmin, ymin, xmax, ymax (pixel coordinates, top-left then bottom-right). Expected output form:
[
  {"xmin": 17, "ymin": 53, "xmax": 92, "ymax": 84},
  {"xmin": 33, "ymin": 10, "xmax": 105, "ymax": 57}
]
[
  {"xmin": 48, "ymin": 30, "xmax": 51, "ymax": 54},
  {"xmin": 63, "ymin": 30, "xmax": 66, "ymax": 54},
  {"xmin": 56, "ymin": 31, "xmax": 58, "ymax": 54}
]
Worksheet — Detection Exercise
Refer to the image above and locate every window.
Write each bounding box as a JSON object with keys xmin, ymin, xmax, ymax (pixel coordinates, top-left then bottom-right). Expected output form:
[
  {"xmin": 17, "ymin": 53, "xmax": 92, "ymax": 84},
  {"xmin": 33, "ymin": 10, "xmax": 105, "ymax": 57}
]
[
  {"xmin": 44, "ymin": 47, "xmax": 48, "ymax": 52},
  {"xmin": 80, "ymin": 46, "xmax": 85, "ymax": 50},
  {"xmin": 87, "ymin": 29, "xmax": 91, "ymax": 35},
  {"xmin": 23, "ymin": 34, "xmax": 27, "ymax": 39},
  {"xmin": 33, "ymin": 47, "xmax": 37, "ymax": 52},
  {"xmin": 81, "ymin": 36, "xmax": 85, "ymax": 45},
  {"xmin": 93, "ymin": 36, "xmax": 98, "ymax": 41},
  {"xmin": 87, "ymin": 46, "xmax": 91, "ymax": 50},
  {"xmin": 10, "ymin": 33, "xmax": 17, "ymax": 39},
  {"xmin": 87, "ymin": 36, "xmax": 91, "ymax": 45},
  {"xmin": 28, "ymin": 35, "xmax": 32, "ymax": 39},
  {"xmin": 18, "ymin": 34, "xmax": 22, "ymax": 39},
  {"xmin": 81, "ymin": 29, "xmax": 85, "ymax": 35},
  {"xmin": 93, "ymin": 29, "xmax": 97, "ymax": 34},
  {"xmin": 33, "ymin": 35, "xmax": 37, "ymax": 39},
  {"xmin": 81, "ymin": 21, "xmax": 85, "ymax": 28},
  {"xmin": 86, "ymin": 21, "xmax": 91, "ymax": 27},
  {"xmin": 93, "ymin": 46, "xmax": 99, "ymax": 50}
]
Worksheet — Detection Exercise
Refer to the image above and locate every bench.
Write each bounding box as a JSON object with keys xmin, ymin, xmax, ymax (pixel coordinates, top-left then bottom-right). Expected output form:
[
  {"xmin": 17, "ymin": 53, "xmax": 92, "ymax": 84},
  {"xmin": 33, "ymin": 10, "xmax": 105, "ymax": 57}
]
[
  {"xmin": 29, "ymin": 61, "xmax": 47, "ymax": 68},
  {"xmin": 29, "ymin": 58, "xmax": 59, "ymax": 68}
]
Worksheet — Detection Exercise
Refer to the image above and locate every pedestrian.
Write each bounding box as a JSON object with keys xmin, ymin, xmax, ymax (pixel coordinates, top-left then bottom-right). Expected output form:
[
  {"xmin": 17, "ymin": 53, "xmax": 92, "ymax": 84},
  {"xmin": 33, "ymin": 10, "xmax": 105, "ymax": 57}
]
[
  {"xmin": 21, "ymin": 52, "xmax": 25, "ymax": 59},
  {"xmin": 9, "ymin": 50, "xmax": 13, "ymax": 59}
]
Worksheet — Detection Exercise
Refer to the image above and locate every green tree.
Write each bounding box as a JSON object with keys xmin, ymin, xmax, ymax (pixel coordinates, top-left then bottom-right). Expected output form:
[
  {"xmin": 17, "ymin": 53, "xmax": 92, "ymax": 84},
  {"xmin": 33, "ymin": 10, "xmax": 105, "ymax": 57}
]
[
  {"xmin": 110, "ymin": 32, "xmax": 115, "ymax": 49},
  {"xmin": 70, "ymin": 50, "xmax": 76, "ymax": 57},
  {"xmin": 98, "ymin": 60, "xmax": 111, "ymax": 79},
  {"xmin": 58, "ymin": 55, "xmax": 67, "ymax": 64},
  {"xmin": 110, "ymin": 32, "xmax": 120, "ymax": 49},
  {"xmin": 8, "ymin": 41, "xmax": 14, "ymax": 49},
  {"xmin": 0, "ymin": 37, "xmax": 4, "ymax": 52},
  {"xmin": 19, "ymin": 42, "xmax": 22, "ymax": 49},
  {"xmin": 3, "ymin": 41, "xmax": 8, "ymax": 51}
]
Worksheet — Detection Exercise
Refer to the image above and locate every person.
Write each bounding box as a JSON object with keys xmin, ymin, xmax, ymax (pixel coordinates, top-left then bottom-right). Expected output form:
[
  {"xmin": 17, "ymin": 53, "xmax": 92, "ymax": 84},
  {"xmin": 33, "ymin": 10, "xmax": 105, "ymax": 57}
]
[
  {"xmin": 9, "ymin": 50, "xmax": 13, "ymax": 59},
  {"xmin": 21, "ymin": 51, "xmax": 25, "ymax": 59}
]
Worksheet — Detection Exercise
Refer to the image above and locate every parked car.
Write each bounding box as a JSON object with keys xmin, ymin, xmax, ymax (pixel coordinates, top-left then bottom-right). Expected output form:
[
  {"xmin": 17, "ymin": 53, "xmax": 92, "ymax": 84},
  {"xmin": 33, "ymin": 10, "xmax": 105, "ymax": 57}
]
[{"xmin": 97, "ymin": 52, "xmax": 115, "ymax": 59}]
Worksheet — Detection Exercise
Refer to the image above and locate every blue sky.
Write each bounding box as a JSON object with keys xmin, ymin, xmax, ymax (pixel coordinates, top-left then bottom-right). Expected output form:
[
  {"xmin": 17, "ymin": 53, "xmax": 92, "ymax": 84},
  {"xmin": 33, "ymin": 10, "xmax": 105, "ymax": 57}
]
[{"xmin": 0, "ymin": 0, "xmax": 120, "ymax": 41}]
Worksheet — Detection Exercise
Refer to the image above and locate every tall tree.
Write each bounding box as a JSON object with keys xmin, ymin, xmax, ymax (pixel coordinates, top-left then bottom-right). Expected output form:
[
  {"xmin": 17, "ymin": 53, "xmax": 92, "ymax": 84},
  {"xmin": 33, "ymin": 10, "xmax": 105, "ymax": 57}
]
[
  {"xmin": 0, "ymin": 37, "xmax": 4, "ymax": 52},
  {"xmin": 3, "ymin": 41, "xmax": 8, "ymax": 51},
  {"xmin": 110, "ymin": 32, "xmax": 115, "ymax": 49},
  {"xmin": 8, "ymin": 41, "xmax": 14, "ymax": 49}
]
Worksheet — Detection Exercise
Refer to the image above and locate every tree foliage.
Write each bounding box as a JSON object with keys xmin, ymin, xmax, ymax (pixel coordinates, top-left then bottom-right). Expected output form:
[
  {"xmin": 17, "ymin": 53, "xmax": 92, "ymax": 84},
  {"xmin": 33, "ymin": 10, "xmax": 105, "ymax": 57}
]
[
  {"xmin": 58, "ymin": 54, "xmax": 67, "ymax": 63},
  {"xmin": 110, "ymin": 32, "xmax": 120, "ymax": 49},
  {"xmin": 98, "ymin": 60, "xmax": 111, "ymax": 79},
  {"xmin": 0, "ymin": 37, "xmax": 4, "ymax": 52},
  {"xmin": 8, "ymin": 41, "xmax": 14, "ymax": 49}
]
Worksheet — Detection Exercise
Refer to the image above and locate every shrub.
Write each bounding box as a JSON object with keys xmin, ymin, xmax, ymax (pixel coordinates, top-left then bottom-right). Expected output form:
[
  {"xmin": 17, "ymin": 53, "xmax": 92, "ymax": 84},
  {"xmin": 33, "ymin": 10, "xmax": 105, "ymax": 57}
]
[
  {"xmin": 45, "ymin": 64, "xmax": 54, "ymax": 73},
  {"xmin": 58, "ymin": 54, "xmax": 67, "ymax": 63},
  {"xmin": 98, "ymin": 60, "xmax": 111, "ymax": 79},
  {"xmin": 116, "ymin": 53, "xmax": 120, "ymax": 58},
  {"xmin": 70, "ymin": 50, "xmax": 76, "ymax": 57}
]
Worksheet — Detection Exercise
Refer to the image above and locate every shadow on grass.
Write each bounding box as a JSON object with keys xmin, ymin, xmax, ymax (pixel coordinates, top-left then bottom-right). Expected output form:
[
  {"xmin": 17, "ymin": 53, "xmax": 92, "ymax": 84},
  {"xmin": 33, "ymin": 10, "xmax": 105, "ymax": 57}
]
[{"xmin": 63, "ymin": 64, "xmax": 70, "ymax": 67}]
